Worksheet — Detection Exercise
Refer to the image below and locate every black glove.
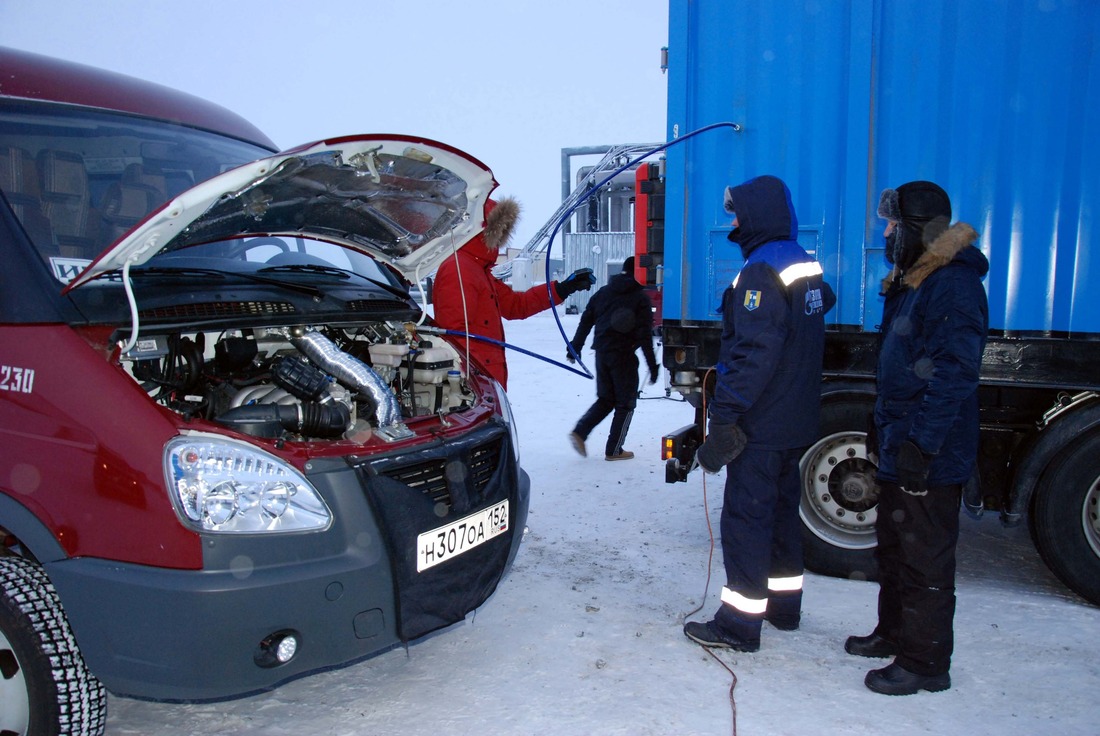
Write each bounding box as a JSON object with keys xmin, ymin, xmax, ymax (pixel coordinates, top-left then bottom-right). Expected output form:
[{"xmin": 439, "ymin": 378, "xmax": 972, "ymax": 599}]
[
  {"xmin": 695, "ymin": 421, "xmax": 747, "ymax": 474},
  {"xmin": 566, "ymin": 341, "xmax": 582, "ymax": 364},
  {"xmin": 554, "ymin": 268, "xmax": 596, "ymax": 299},
  {"xmin": 648, "ymin": 363, "xmax": 659, "ymax": 384},
  {"xmin": 896, "ymin": 439, "xmax": 932, "ymax": 494}
]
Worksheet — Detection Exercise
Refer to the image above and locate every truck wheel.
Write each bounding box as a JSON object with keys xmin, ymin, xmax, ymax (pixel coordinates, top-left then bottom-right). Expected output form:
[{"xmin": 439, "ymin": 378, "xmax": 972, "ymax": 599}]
[
  {"xmin": 799, "ymin": 399, "xmax": 880, "ymax": 581},
  {"xmin": 0, "ymin": 556, "xmax": 107, "ymax": 736},
  {"xmin": 1031, "ymin": 432, "xmax": 1100, "ymax": 606}
]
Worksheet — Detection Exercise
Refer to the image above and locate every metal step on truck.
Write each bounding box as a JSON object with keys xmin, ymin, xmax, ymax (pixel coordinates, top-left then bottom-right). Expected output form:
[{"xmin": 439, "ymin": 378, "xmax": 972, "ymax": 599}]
[{"xmin": 652, "ymin": 0, "xmax": 1100, "ymax": 607}]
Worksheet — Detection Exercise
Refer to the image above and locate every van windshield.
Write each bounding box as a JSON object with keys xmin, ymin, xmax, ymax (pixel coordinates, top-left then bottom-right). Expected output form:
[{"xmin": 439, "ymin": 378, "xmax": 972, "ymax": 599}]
[{"xmin": 0, "ymin": 101, "xmax": 273, "ymax": 282}]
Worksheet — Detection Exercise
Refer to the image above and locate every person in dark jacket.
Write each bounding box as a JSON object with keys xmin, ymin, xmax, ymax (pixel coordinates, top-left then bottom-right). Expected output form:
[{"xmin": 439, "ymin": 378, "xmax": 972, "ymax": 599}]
[
  {"xmin": 433, "ymin": 196, "xmax": 595, "ymax": 390},
  {"xmin": 567, "ymin": 256, "xmax": 659, "ymax": 461},
  {"xmin": 845, "ymin": 181, "xmax": 988, "ymax": 695},
  {"xmin": 683, "ymin": 175, "xmax": 835, "ymax": 652}
]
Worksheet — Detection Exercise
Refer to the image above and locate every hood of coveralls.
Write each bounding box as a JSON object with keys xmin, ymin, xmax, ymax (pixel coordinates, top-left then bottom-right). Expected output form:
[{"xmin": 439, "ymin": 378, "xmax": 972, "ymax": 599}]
[
  {"xmin": 722, "ymin": 175, "xmax": 799, "ymax": 258},
  {"xmin": 461, "ymin": 196, "xmax": 520, "ymax": 266}
]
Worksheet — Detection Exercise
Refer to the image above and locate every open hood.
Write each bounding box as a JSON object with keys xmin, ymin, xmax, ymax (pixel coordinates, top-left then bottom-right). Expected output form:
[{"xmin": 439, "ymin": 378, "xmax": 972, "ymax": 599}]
[{"xmin": 65, "ymin": 135, "xmax": 497, "ymax": 290}]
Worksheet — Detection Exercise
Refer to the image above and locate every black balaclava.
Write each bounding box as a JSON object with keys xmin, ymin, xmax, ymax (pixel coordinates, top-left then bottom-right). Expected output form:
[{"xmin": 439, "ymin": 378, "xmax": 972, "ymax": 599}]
[{"xmin": 877, "ymin": 180, "xmax": 952, "ymax": 272}]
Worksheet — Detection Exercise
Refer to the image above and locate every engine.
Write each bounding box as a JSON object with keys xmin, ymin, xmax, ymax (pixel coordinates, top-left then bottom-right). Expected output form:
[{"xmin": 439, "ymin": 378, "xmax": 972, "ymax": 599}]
[{"xmin": 121, "ymin": 321, "xmax": 474, "ymax": 441}]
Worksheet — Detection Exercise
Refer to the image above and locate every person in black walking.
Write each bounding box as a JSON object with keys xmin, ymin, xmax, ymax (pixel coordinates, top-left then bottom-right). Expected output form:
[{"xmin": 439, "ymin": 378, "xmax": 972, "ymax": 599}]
[
  {"xmin": 567, "ymin": 257, "xmax": 659, "ymax": 461},
  {"xmin": 845, "ymin": 180, "xmax": 988, "ymax": 696}
]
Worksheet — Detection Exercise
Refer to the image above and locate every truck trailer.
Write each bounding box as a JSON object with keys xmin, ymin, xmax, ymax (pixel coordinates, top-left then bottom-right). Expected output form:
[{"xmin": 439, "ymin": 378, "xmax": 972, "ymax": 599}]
[{"xmin": 654, "ymin": 0, "xmax": 1100, "ymax": 606}]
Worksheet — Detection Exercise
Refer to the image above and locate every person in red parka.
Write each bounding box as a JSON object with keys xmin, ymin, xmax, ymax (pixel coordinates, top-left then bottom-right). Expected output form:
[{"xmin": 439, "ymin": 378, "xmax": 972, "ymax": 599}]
[{"xmin": 432, "ymin": 196, "xmax": 595, "ymax": 389}]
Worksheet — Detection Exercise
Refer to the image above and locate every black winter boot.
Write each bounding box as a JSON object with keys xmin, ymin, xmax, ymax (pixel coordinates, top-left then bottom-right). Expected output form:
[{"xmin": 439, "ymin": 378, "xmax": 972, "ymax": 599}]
[
  {"xmin": 844, "ymin": 633, "xmax": 898, "ymax": 658},
  {"xmin": 865, "ymin": 662, "xmax": 950, "ymax": 695},
  {"xmin": 683, "ymin": 620, "xmax": 759, "ymax": 652}
]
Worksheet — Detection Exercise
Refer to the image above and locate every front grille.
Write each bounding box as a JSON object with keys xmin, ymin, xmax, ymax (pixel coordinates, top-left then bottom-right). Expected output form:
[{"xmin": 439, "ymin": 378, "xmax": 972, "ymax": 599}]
[
  {"xmin": 140, "ymin": 301, "xmax": 298, "ymax": 320},
  {"xmin": 380, "ymin": 436, "xmax": 504, "ymax": 510},
  {"xmin": 468, "ymin": 438, "xmax": 502, "ymax": 491},
  {"xmin": 384, "ymin": 458, "xmax": 449, "ymax": 505}
]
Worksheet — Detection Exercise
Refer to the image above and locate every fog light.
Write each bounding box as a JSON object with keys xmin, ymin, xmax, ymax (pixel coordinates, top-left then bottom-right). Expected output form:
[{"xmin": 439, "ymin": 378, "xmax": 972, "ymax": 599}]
[
  {"xmin": 276, "ymin": 636, "xmax": 297, "ymax": 662},
  {"xmin": 254, "ymin": 629, "xmax": 300, "ymax": 668}
]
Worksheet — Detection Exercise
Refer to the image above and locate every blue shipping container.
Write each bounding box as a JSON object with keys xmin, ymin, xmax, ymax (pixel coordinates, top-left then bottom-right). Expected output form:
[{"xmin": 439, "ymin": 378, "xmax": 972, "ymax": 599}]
[{"xmin": 663, "ymin": 0, "xmax": 1100, "ymax": 336}]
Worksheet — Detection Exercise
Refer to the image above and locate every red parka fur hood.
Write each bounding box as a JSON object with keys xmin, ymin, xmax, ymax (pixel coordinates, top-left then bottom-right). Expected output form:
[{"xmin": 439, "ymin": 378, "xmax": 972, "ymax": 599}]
[
  {"xmin": 432, "ymin": 195, "xmax": 562, "ymax": 388},
  {"xmin": 462, "ymin": 196, "xmax": 520, "ymax": 264}
]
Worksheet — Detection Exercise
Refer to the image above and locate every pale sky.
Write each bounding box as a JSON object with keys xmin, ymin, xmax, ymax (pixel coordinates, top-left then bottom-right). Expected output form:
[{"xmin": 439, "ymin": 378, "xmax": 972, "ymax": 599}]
[{"xmin": 0, "ymin": 0, "xmax": 670, "ymax": 250}]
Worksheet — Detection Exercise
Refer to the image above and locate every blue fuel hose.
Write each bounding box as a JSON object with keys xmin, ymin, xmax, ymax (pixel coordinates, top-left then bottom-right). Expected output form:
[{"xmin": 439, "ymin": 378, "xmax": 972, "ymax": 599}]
[
  {"xmin": 414, "ymin": 325, "xmax": 592, "ymax": 379},
  {"xmin": 429, "ymin": 122, "xmax": 741, "ymax": 381},
  {"xmin": 544, "ymin": 122, "xmax": 742, "ymax": 375}
]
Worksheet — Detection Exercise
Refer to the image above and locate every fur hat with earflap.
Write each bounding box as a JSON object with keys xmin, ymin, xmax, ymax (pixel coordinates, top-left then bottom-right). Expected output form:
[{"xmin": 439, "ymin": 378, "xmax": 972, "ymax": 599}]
[
  {"xmin": 878, "ymin": 181, "xmax": 952, "ymax": 273},
  {"xmin": 878, "ymin": 181, "xmax": 979, "ymax": 291},
  {"xmin": 475, "ymin": 196, "xmax": 521, "ymax": 257}
]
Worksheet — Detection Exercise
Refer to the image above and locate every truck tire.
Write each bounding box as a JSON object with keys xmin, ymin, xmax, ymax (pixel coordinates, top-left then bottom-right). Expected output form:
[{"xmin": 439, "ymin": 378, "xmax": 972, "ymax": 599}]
[
  {"xmin": 799, "ymin": 398, "xmax": 880, "ymax": 582},
  {"xmin": 1031, "ymin": 431, "xmax": 1100, "ymax": 606},
  {"xmin": 0, "ymin": 556, "xmax": 107, "ymax": 736}
]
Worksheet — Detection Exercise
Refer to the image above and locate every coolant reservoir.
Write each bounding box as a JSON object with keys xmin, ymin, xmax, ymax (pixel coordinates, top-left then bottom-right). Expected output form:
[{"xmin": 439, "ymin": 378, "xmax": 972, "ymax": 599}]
[
  {"xmin": 368, "ymin": 342, "xmax": 409, "ymax": 368},
  {"xmin": 403, "ymin": 346, "xmax": 454, "ymax": 384}
]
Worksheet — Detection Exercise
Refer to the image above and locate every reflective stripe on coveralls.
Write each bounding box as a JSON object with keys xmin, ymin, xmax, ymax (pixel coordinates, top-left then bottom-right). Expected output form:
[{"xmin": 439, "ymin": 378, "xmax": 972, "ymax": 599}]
[
  {"xmin": 731, "ymin": 260, "xmax": 824, "ymax": 289},
  {"xmin": 768, "ymin": 574, "xmax": 804, "ymax": 593},
  {"xmin": 721, "ymin": 586, "xmax": 768, "ymax": 615},
  {"xmin": 719, "ymin": 574, "xmax": 805, "ymax": 616}
]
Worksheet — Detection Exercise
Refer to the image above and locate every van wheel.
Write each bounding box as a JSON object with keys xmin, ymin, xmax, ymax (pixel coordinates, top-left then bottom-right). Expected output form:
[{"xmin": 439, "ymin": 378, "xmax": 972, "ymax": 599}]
[
  {"xmin": 0, "ymin": 556, "xmax": 107, "ymax": 736},
  {"xmin": 799, "ymin": 398, "xmax": 880, "ymax": 582},
  {"xmin": 1031, "ymin": 432, "xmax": 1100, "ymax": 606}
]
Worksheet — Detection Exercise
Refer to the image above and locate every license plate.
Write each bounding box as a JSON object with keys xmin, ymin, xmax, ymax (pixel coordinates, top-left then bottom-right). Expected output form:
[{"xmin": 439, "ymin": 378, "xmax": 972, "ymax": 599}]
[{"xmin": 416, "ymin": 500, "xmax": 509, "ymax": 572}]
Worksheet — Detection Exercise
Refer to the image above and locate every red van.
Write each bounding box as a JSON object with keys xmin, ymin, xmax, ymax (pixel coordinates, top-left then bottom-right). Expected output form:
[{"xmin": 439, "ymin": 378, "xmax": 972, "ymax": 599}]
[{"xmin": 0, "ymin": 47, "xmax": 529, "ymax": 734}]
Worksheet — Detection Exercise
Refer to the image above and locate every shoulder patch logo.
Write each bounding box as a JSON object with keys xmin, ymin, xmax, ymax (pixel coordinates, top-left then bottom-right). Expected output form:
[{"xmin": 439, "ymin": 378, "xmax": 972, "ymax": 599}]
[
  {"xmin": 804, "ymin": 286, "xmax": 825, "ymax": 315},
  {"xmin": 743, "ymin": 290, "xmax": 761, "ymax": 311}
]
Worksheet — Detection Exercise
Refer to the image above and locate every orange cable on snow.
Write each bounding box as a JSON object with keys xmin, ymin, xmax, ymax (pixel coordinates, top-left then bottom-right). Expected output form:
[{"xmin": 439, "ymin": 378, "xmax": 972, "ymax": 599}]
[
  {"xmin": 686, "ymin": 367, "xmax": 718, "ymax": 620},
  {"xmin": 685, "ymin": 367, "xmax": 738, "ymax": 736},
  {"xmin": 702, "ymin": 646, "xmax": 739, "ymax": 736}
]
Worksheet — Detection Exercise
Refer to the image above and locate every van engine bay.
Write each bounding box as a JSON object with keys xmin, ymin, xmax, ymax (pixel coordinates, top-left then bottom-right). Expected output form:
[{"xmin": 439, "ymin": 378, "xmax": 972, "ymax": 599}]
[{"xmin": 121, "ymin": 320, "xmax": 474, "ymax": 442}]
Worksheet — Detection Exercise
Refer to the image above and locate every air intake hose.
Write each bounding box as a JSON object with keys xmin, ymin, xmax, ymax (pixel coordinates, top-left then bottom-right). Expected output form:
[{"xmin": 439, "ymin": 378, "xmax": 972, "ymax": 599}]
[
  {"xmin": 290, "ymin": 329, "xmax": 402, "ymax": 429},
  {"xmin": 217, "ymin": 402, "xmax": 351, "ymax": 438}
]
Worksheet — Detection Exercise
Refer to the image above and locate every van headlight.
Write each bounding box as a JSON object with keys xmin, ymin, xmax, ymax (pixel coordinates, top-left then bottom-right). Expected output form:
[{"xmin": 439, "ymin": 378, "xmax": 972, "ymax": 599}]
[
  {"xmin": 164, "ymin": 436, "xmax": 331, "ymax": 533},
  {"xmin": 492, "ymin": 380, "xmax": 521, "ymax": 463}
]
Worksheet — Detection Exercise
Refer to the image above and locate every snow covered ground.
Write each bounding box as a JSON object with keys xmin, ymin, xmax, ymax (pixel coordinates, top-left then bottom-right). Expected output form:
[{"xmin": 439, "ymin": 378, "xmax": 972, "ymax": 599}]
[{"xmin": 107, "ymin": 310, "xmax": 1100, "ymax": 735}]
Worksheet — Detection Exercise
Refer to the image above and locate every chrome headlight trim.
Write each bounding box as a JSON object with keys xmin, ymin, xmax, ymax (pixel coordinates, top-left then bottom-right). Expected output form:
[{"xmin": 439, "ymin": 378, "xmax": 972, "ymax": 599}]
[{"xmin": 164, "ymin": 434, "xmax": 332, "ymax": 534}]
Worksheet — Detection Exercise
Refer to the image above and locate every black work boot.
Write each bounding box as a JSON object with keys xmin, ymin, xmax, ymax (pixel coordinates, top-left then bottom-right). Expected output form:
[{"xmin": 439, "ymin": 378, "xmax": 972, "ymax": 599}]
[
  {"xmin": 683, "ymin": 620, "xmax": 759, "ymax": 652},
  {"xmin": 844, "ymin": 633, "xmax": 898, "ymax": 658},
  {"xmin": 865, "ymin": 662, "xmax": 951, "ymax": 695}
]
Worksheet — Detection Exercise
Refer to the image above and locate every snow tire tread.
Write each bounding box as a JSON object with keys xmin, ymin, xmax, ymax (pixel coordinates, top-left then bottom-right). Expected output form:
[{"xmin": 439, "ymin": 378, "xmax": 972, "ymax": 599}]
[{"xmin": 0, "ymin": 556, "xmax": 107, "ymax": 736}]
